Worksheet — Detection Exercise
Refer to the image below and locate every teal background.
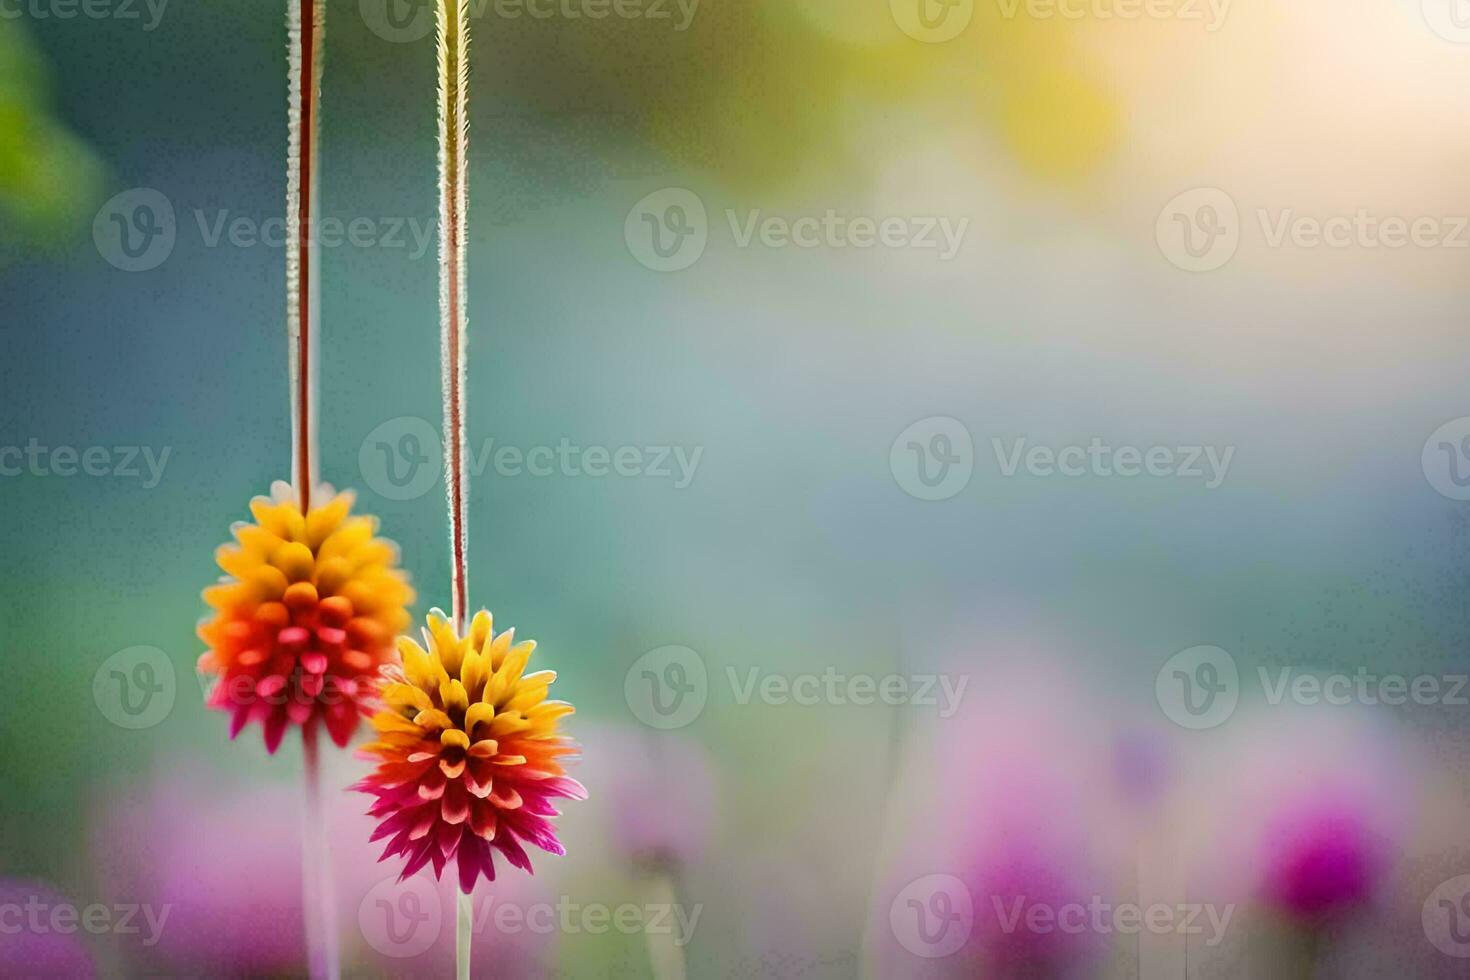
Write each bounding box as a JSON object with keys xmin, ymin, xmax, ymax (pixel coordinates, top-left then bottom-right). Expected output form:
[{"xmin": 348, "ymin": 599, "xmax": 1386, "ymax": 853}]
[{"xmin": 3, "ymin": 0, "xmax": 1470, "ymax": 975}]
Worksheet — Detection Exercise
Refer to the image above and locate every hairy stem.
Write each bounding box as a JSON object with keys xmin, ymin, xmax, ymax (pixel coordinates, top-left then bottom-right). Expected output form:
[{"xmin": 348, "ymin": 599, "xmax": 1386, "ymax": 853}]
[
  {"xmin": 438, "ymin": 0, "xmax": 471, "ymax": 631},
  {"xmin": 287, "ymin": 0, "xmax": 323, "ymax": 511}
]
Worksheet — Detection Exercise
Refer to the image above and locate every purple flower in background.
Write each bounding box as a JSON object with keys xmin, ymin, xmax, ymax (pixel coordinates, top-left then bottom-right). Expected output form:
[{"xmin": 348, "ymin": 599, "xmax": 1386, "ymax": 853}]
[
  {"xmin": 580, "ymin": 724, "xmax": 718, "ymax": 870},
  {"xmin": 0, "ymin": 880, "xmax": 96, "ymax": 978},
  {"xmin": 1113, "ymin": 728, "xmax": 1172, "ymax": 807},
  {"xmin": 1257, "ymin": 788, "xmax": 1391, "ymax": 924},
  {"xmin": 868, "ymin": 657, "xmax": 1124, "ymax": 978},
  {"xmin": 93, "ymin": 758, "xmax": 558, "ymax": 977},
  {"xmin": 93, "ymin": 771, "xmax": 305, "ymax": 974},
  {"xmin": 1187, "ymin": 712, "xmax": 1413, "ymax": 930}
]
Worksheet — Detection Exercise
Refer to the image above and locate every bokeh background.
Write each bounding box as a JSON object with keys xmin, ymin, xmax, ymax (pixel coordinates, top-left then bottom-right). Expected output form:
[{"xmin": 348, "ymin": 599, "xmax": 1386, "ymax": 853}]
[{"xmin": 4, "ymin": 0, "xmax": 1470, "ymax": 976}]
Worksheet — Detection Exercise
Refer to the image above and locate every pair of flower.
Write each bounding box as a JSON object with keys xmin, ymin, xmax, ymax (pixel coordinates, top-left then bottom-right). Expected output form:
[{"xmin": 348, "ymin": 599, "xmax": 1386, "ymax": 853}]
[{"xmin": 196, "ymin": 482, "xmax": 584, "ymax": 893}]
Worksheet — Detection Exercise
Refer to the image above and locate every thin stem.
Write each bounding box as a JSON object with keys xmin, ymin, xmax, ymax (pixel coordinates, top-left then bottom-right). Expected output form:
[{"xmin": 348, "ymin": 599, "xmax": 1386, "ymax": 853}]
[
  {"xmin": 301, "ymin": 725, "xmax": 340, "ymax": 980},
  {"xmin": 287, "ymin": 0, "xmax": 324, "ymax": 511},
  {"xmin": 456, "ymin": 890, "xmax": 473, "ymax": 980},
  {"xmin": 289, "ymin": 5, "xmax": 332, "ymax": 975},
  {"xmin": 643, "ymin": 870, "xmax": 687, "ymax": 980},
  {"xmin": 1135, "ymin": 810, "xmax": 1186, "ymax": 978},
  {"xmin": 438, "ymin": 0, "xmax": 471, "ymax": 631}
]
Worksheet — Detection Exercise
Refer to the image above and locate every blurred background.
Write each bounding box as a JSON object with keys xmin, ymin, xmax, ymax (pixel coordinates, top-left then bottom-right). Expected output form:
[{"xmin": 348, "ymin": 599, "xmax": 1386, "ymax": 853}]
[{"xmin": 4, "ymin": 0, "xmax": 1470, "ymax": 975}]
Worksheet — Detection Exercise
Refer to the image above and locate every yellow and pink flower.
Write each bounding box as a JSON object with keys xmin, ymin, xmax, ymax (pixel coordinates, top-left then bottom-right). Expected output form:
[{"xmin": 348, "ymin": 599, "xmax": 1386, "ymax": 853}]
[
  {"xmin": 198, "ymin": 482, "xmax": 414, "ymax": 752},
  {"xmin": 355, "ymin": 609, "xmax": 585, "ymax": 893}
]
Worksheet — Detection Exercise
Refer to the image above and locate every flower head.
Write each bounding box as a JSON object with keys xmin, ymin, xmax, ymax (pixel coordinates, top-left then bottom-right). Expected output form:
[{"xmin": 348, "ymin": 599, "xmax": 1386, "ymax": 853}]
[
  {"xmin": 580, "ymin": 724, "xmax": 716, "ymax": 872},
  {"xmin": 356, "ymin": 608, "xmax": 585, "ymax": 893},
  {"xmin": 1257, "ymin": 790, "xmax": 1390, "ymax": 924},
  {"xmin": 198, "ymin": 481, "xmax": 413, "ymax": 752}
]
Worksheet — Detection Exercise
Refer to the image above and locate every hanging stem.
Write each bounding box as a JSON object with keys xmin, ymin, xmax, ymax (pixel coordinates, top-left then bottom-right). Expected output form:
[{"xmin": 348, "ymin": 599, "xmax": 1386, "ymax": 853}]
[
  {"xmin": 301, "ymin": 725, "xmax": 340, "ymax": 979},
  {"xmin": 438, "ymin": 5, "xmax": 474, "ymax": 976},
  {"xmin": 438, "ymin": 0, "xmax": 471, "ymax": 633},
  {"xmin": 289, "ymin": 2, "xmax": 333, "ymax": 977},
  {"xmin": 287, "ymin": 0, "xmax": 324, "ymax": 512}
]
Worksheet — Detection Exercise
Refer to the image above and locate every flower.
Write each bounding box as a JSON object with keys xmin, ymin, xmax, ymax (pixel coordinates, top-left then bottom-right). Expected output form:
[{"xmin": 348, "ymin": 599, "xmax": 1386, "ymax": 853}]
[
  {"xmin": 865, "ymin": 650, "xmax": 1124, "ymax": 978},
  {"xmin": 198, "ymin": 481, "xmax": 413, "ymax": 752},
  {"xmin": 1257, "ymin": 791, "xmax": 1390, "ymax": 924},
  {"xmin": 356, "ymin": 608, "xmax": 585, "ymax": 893},
  {"xmin": 579, "ymin": 723, "xmax": 717, "ymax": 872},
  {"xmin": 94, "ymin": 771, "xmax": 306, "ymax": 973},
  {"xmin": 1184, "ymin": 711, "xmax": 1413, "ymax": 933}
]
